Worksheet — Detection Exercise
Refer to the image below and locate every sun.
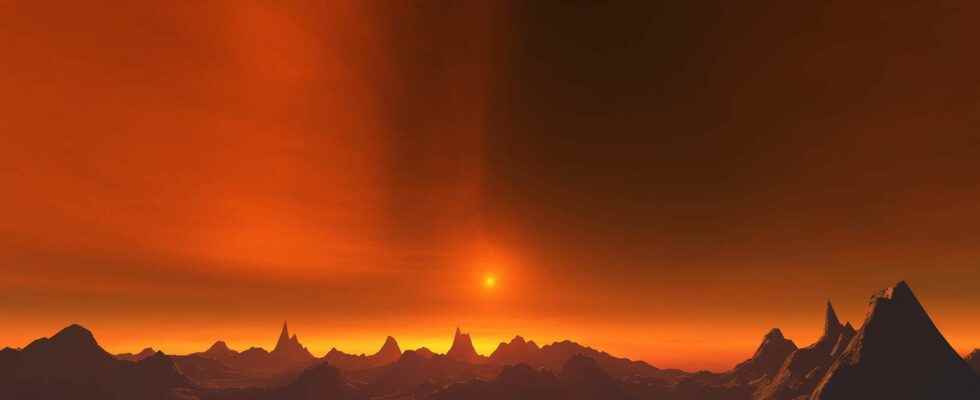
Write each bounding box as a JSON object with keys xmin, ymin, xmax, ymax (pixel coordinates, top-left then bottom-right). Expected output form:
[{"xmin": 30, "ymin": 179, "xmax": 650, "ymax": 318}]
[{"xmin": 483, "ymin": 275, "xmax": 497, "ymax": 289}]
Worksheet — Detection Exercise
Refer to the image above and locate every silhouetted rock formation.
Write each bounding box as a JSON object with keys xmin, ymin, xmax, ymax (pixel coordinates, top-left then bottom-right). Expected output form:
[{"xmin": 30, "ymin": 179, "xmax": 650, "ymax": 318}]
[
  {"xmin": 199, "ymin": 341, "xmax": 238, "ymax": 363},
  {"xmin": 323, "ymin": 336, "xmax": 402, "ymax": 370},
  {"xmin": 0, "ymin": 324, "xmax": 192, "ymax": 399},
  {"xmin": 117, "ymin": 347, "xmax": 158, "ymax": 362},
  {"xmin": 489, "ymin": 335, "xmax": 540, "ymax": 365},
  {"xmin": 414, "ymin": 346, "xmax": 436, "ymax": 359},
  {"xmin": 755, "ymin": 302, "xmax": 851, "ymax": 400},
  {"xmin": 729, "ymin": 328, "xmax": 797, "ymax": 384},
  {"xmin": 270, "ymin": 321, "xmax": 316, "ymax": 365},
  {"xmin": 447, "ymin": 328, "xmax": 485, "ymax": 364},
  {"xmin": 966, "ymin": 349, "xmax": 980, "ymax": 375},
  {"xmin": 811, "ymin": 281, "xmax": 979, "ymax": 399},
  {"xmin": 188, "ymin": 324, "xmax": 317, "ymax": 388},
  {"xmin": 487, "ymin": 336, "xmax": 679, "ymax": 379}
]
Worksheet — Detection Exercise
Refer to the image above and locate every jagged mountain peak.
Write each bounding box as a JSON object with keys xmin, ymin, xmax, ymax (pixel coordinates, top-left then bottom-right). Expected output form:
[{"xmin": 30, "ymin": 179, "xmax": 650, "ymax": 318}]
[
  {"xmin": 823, "ymin": 301, "xmax": 843, "ymax": 339},
  {"xmin": 811, "ymin": 281, "xmax": 979, "ymax": 399},
  {"xmin": 447, "ymin": 327, "xmax": 482, "ymax": 363}
]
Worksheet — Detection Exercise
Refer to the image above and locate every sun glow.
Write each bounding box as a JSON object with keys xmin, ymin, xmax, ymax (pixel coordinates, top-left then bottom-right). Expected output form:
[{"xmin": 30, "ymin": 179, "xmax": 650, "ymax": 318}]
[{"xmin": 483, "ymin": 275, "xmax": 497, "ymax": 289}]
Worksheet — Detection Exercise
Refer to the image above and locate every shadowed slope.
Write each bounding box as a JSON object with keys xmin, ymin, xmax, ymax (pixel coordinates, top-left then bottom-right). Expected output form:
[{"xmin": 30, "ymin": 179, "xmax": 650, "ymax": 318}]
[
  {"xmin": 728, "ymin": 329, "xmax": 797, "ymax": 384},
  {"xmin": 488, "ymin": 334, "xmax": 680, "ymax": 379},
  {"xmin": 810, "ymin": 281, "xmax": 979, "ymax": 399},
  {"xmin": 755, "ymin": 302, "xmax": 853, "ymax": 400},
  {"xmin": 0, "ymin": 324, "xmax": 192, "ymax": 400},
  {"xmin": 966, "ymin": 349, "xmax": 980, "ymax": 375}
]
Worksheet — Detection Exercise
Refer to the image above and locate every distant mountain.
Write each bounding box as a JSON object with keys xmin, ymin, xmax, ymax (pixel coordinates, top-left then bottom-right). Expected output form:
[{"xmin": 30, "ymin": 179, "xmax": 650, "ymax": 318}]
[
  {"xmin": 270, "ymin": 321, "xmax": 316, "ymax": 365},
  {"xmin": 755, "ymin": 302, "xmax": 854, "ymax": 400},
  {"xmin": 446, "ymin": 328, "xmax": 486, "ymax": 364},
  {"xmin": 0, "ymin": 324, "xmax": 192, "ymax": 399},
  {"xmin": 966, "ymin": 349, "xmax": 980, "ymax": 375},
  {"xmin": 414, "ymin": 346, "xmax": 436, "ymax": 359},
  {"xmin": 811, "ymin": 281, "xmax": 979, "ymax": 399},
  {"xmin": 323, "ymin": 336, "xmax": 402, "ymax": 370},
  {"xmin": 200, "ymin": 341, "xmax": 238, "ymax": 363},
  {"xmin": 728, "ymin": 328, "xmax": 797, "ymax": 384},
  {"xmin": 488, "ymin": 335, "xmax": 539, "ymax": 366},
  {"xmin": 116, "ymin": 347, "xmax": 158, "ymax": 362},
  {"xmin": 189, "ymin": 322, "xmax": 317, "ymax": 388},
  {"xmin": 488, "ymin": 335, "xmax": 681, "ymax": 379}
]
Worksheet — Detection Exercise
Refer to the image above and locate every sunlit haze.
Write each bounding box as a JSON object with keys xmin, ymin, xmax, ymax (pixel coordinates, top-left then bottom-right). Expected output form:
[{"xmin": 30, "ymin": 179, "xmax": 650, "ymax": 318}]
[{"xmin": 2, "ymin": 1, "xmax": 979, "ymax": 373}]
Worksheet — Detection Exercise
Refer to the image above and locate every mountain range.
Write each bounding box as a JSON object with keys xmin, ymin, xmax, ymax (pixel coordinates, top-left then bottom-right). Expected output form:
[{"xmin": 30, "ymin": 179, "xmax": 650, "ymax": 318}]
[{"xmin": 1, "ymin": 281, "xmax": 976, "ymax": 399}]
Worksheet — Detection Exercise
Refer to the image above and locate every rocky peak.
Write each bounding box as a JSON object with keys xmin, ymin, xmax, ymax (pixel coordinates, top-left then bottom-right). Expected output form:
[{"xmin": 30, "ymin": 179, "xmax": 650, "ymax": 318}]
[
  {"xmin": 447, "ymin": 327, "xmax": 482, "ymax": 363},
  {"xmin": 811, "ymin": 281, "xmax": 980, "ymax": 399},
  {"xmin": 377, "ymin": 336, "xmax": 401, "ymax": 359},
  {"xmin": 822, "ymin": 301, "xmax": 844, "ymax": 340},
  {"xmin": 730, "ymin": 327, "xmax": 797, "ymax": 383}
]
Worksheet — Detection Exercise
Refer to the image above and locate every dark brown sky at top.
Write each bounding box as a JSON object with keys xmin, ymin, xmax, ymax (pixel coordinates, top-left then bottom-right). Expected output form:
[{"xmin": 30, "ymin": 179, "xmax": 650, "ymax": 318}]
[{"xmin": 1, "ymin": 1, "xmax": 979, "ymax": 371}]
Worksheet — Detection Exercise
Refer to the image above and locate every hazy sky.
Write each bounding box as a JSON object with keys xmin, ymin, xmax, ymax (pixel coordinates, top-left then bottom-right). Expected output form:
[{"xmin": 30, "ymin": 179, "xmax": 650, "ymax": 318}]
[{"xmin": 2, "ymin": 1, "xmax": 978, "ymax": 371}]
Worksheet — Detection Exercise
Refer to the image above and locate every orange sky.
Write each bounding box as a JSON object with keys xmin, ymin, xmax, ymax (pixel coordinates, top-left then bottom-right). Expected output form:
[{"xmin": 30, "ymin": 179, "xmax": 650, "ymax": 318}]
[{"xmin": 1, "ymin": 1, "xmax": 979, "ymax": 372}]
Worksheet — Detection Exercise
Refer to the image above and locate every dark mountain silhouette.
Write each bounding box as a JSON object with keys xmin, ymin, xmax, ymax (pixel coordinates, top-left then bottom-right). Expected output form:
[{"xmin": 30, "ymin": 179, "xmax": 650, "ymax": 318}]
[
  {"xmin": 323, "ymin": 335, "xmax": 402, "ymax": 370},
  {"xmin": 198, "ymin": 341, "xmax": 238, "ymax": 363},
  {"xmin": 446, "ymin": 328, "xmax": 486, "ymax": 364},
  {"xmin": 189, "ymin": 322, "xmax": 316, "ymax": 386},
  {"xmin": 966, "ymin": 349, "xmax": 980, "ymax": 375},
  {"xmin": 270, "ymin": 321, "xmax": 316, "ymax": 365},
  {"xmin": 488, "ymin": 335, "xmax": 540, "ymax": 365},
  {"xmin": 488, "ymin": 335, "xmax": 682, "ymax": 379},
  {"xmin": 727, "ymin": 328, "xmax": 797, "ymax": 384},
  {"xmin": 0, "ymin": 324, "xmax": 192, "ymax": 399},
  {"xmin": 186, "ymin": 323, "xmax": 317, "ymax": 388},
  {"xmin": 117, "ymin": 347, "xmax": 158, "ymax": 362},
  {"xmin": 811, "ymin": 281, "xmax": 980, "ymax": 399},
  {"xmin": 414, "ymin": 346, "xmax": 436, "ymax": 359},
  {"xmin": 755, "ymin": 302, "xmax": 854, "ymax": 400}
]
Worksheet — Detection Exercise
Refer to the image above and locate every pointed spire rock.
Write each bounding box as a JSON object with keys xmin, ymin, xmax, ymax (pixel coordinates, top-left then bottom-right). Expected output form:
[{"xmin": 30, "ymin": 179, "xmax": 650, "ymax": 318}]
[
  {"xmin": 270, "ymin": 321, "xmax": 315, "ymax": 363},
  {"xmin": 277, "ymin": 321, "xmax": 290, "ymax": 347},
  {"xmin": 823, "ymin": 301, "xmax": 843, "ymax": 339}
]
